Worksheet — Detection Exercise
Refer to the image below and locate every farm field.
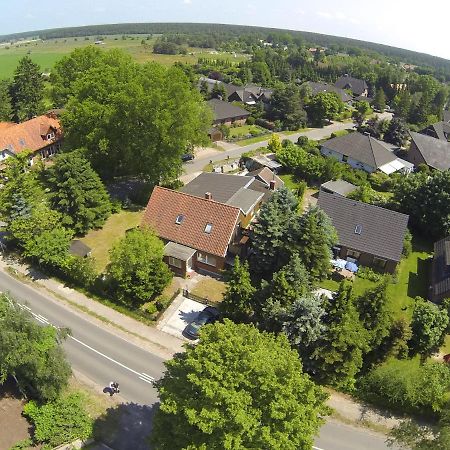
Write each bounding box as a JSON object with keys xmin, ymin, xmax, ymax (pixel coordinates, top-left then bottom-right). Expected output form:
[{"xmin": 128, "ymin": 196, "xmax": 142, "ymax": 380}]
[{"xmin": 0, "ymin": 35, "xmax": 249, "ymax": 79}]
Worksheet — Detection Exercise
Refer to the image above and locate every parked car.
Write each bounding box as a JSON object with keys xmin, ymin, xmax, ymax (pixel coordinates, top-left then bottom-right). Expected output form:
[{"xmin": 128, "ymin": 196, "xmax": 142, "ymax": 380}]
[
  {"xmin": 183, "ymin": 306, "xmax": 219, "ymax": 339},
  {"xmin": 181, "ymin": 153, "xmax": 194, "ymax": 162}
]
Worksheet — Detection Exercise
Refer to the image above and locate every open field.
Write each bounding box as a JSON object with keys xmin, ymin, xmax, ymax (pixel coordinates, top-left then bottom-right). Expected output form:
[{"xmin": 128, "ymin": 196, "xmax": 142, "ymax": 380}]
[{"xmin": 0, "ymin": 35, "xmax": 250, "ymax": 79}]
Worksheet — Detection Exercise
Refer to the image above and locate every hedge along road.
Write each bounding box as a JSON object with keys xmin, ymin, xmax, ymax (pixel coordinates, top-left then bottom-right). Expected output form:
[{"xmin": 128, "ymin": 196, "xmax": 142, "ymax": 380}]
[{"xmin": 0, "ymin": 268, "xmax": 397, "ymax": 449}]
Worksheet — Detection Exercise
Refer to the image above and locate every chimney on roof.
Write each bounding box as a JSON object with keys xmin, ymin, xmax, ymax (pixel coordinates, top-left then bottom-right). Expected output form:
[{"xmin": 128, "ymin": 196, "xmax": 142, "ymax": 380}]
[
  {"xmin": 205, "ymin": 192, "xmax": 212, "ymax": 200},
  {"xmin": 269, "ymin": 180, "xmax": 276, "ymax": 190}
]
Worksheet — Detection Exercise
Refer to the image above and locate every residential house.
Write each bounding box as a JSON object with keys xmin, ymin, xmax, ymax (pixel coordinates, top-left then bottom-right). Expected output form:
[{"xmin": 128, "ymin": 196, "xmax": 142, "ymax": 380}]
[
  {"xmin": 181, "ymin": 172, "xmax": 273, "ymax": 228},
  {"xmin": 320, "ymin": 132, "xmax": 409, "ymax": 174},
  {"xmin": 420, "ymin": 121, "xmax": 450, "ymax": 141},
  {"xmin": 443, "ymin": 110, "xmax": 450, "ymax": 123},
  {"xmin": 142, "ymin": 186, "xmax": 242, "ymax": 276},
  {"xmin": 0, "ymin": 113, "xmax": 62, "ymax": 169},
  {"xmin": 407, "ymin": 132, "xmax": 450, "ymax": 171},
  {"xmin": 303, "ymin": 81, "xmax": 352, "ymax": 103},
  {"xmin": 207, "ymin": 99, "xmax": 250, "ymax": 126},
  {"xmin": 430, "ymin": 236, "xmax": 450, "ymax": 303},
  {"xmin": 320, "ymin": 179, "xmax": 357, "ymax": 197},
  {"xmin": 318, "ymin": 190, "xmax": 409, "ymax": 274},
  {"xmin": 244, "ymin": 153, "xmax": 282, "ymax": 172},
  {"xmin": 246, "ymin": 167, "xmax": 284, "ymax": 190},
  {"xmin": 69, "ymin": 240, "xmax": 92, "ymax": 258},
  {"xmin": 335, "ymin": 75, "xmax": 368, "ymax": 97}
]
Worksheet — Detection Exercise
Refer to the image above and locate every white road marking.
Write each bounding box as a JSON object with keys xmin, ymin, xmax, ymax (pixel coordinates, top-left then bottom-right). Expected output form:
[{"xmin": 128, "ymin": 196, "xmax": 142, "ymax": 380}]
[
  {"xmin": 312, "ymin": 446, "xmax": 326, "ymax": 450},
  {"xmin": 16, "ymin": 302, "xmax": 156, "ymax": 385}
]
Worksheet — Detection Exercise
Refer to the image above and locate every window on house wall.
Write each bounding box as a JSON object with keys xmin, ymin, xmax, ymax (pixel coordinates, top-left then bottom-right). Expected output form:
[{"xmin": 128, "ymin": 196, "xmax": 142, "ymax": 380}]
[
  {"xmin": 373, "ymin": 257, "xmax": 387, "ymax": 269},
  {"xmin": 197, "ymin": 252, "xmax": 217, "ymax": 267},
  {"xmin": 167, "ymin": 257, "xmax": 182, "ymax": 269},
  {"xmin": 347, "ymin": 249, "xmax": 361, "ymax": 259}
]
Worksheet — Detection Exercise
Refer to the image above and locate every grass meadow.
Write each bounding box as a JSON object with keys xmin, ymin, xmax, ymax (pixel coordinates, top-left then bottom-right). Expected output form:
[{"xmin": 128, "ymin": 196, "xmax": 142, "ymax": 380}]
[{"xmin": 0, "ymin": 35, "xmax": 249, "ymax": 79}]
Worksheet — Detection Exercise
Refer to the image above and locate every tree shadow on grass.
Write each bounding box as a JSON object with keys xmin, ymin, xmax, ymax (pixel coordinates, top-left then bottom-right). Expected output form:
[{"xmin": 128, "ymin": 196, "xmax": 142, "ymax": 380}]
[
  {"xmin": 407, "ymin": 256, "xmax": 431, "ymax": 300},
  {"xmin": 93, "ymin": 402, "xmax": 158, "ymax": 450}
]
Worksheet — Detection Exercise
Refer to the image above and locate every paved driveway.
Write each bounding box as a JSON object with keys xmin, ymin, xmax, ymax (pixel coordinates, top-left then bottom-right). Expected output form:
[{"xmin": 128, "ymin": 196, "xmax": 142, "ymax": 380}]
[{"xmin": 158, "ymin": 296, "xmax": 207, "ymax": 340}]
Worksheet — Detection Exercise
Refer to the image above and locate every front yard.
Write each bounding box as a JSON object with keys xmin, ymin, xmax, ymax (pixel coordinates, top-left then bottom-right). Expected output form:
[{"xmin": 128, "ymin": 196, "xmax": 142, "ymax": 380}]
[
  {"xmin": 81, "ymin": 210, "xmax": 143, "ymax": 272},
  {"xmin": 190, "ymin": 276, "xmax": 226, "ymax": 304}
]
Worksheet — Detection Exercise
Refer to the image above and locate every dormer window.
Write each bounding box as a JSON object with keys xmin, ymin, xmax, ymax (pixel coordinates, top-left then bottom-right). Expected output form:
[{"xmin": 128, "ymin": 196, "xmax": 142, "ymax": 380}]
[
  {"xmin": 175, "ymin": 214, "xmax": 185, "ymax": 225},
  {"xmin": 354, "ymin": 225, "xmax": 362, "ymax": 235},
  {"xmin": 204, "ymin": 223, "xmax": 213, "ymax": 234},
  {"xmin": 47, "ymin": 132, "xmax": 55, "ymax": 140}
]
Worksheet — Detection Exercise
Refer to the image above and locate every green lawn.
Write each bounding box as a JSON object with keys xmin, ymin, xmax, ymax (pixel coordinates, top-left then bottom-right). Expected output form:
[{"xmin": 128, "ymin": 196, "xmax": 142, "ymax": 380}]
[
  {"xmin": 237, "ymin": 134, "xmax": 271, "ymax": 146},
  {"xmin": 279, "ymin": 174, "xmax": 303, "ymax": 191},
  {"xmin": 228, "ymin": 125, "xmax": 266, "ymax": 139},
  {"xmin": 282, "ymin": 127, "xmax": 311, "ymax": 135},
  {"xmin": 320, "ymin": 235, "xmax": 433, "ymax": 318},
  {"xmin": 191, "ymin": 278, "xmax": 226, "ymax": 304},
  {"xmin": 0, "ymin": 36, "xmax": 249, "ymax": 79},
  {"xmin": 80, "ymin": 210, "xmax": 143, "ymax": 272}
]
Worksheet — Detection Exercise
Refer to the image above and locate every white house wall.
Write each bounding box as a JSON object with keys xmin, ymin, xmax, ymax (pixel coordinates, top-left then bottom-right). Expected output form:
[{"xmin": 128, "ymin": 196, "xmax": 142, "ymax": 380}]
[{"xmin": 320, "ymin": 146, "xmax": 376, "ymax": 173}]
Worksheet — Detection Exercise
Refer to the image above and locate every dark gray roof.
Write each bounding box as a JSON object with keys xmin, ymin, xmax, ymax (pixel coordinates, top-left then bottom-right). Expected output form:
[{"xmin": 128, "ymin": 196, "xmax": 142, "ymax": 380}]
[
  {"xmin": 164, "ymin": 242, "xmax": 196, "ymax": 261},
  {"xmin": 321, "ymin": 180, "xmax": 357, "ymax": 196},
  {"xmin": 423, "ymin": 121, "xmax": 450, "ymax": 141},
  {"xmin": 182, "ymin": 173, "xmax": 253, "ymax": 203},
  {"xmin": 443, "ymin": 110, "xmax": 450, "ymax": 123},
  {"xmin": 431, "ymin": 236, "xmax": 450, "ymax": 298},
  {"xmin": 317, "ymin": 191, "xmax": 409, "ymax": 262},
  {"xmin": 247, "ymin": 167, "xmax": 284, "ymax": 189},
  {"xmin": 321, "ymin": 132, "xmax": 397, "ymax": 169},
  {"xmin": 303, "ymin": 81, "xmax": 352, "ymax": 103},
  {"xmin": 69, "ymin": 240, "xmax": 91, "ymax": 258},
  {"xmin": 335, "ymin": 75, "xmax": 368, "ymax": 96},
  {"xmin": 410, "ymin": 131, "xmax": 450, "ymax": 171},
  {"xmin": 207, "ymin": 99, "xmax": 250, "ymax": 122},
  {"xmin": 226, "ymin": 188, "xmax": 264, "ymax": 214}
]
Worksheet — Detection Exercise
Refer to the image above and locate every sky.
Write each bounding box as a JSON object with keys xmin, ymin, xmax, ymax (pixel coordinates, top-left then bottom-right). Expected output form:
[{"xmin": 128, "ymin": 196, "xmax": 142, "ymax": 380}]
[{"xmin": 0, "ymin": 0, "xmax": 449, "ymax": 60}]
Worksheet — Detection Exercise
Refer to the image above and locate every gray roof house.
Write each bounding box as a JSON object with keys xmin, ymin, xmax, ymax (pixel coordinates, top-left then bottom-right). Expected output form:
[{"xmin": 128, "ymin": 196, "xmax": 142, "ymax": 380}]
[
  {"xmin": 246, "ymin": 167, "xmax": 284, "ymax": 190},
  {"xmin": 443, "ymin": 110, "xmax": 450, "ymax": 123},
  {"xmin": 408, "ymin": 132, "xmax": 450, "ymax": 171},
  {"xmin": 320, "ymin": 179, "xmax": 357, "ymax": 196},
  {"xmin": 207, "ymin": 99, "xmax": 250, "ymax": 125},
  {"xmin": 420, "ymin": 121, "xmax": 450, "ymax": 141},
  {"xmin": 318, "ymin": 191, "xmax": 409, "ymax": 273},
  {"xmin": 430, "ymin": 236, "xmax": 450, "ymax": 303},
  {"xmin": 181, "ymin": 172, "xmax": 277, "ymax": 218},
  {"xmin": 335, "ymin": 75, "xmax": 368, "ymax": 97},
  {"xmin": 320, "ymin": 132, "xmax": 408, "ymax": 174},
  {"xmin": 69, "ymin": 240, "xmax": 92, "ymax": 258},
  {"xmin": 303, "ymin": 81, "xmax": 352, "ymax": 103}
]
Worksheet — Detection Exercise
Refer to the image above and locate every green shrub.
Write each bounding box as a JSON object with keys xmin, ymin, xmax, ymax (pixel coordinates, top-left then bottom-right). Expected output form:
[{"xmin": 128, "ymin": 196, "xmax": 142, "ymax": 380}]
[
  {"xmin": 330, "ymin": 129, "xmax": 349, "ymax": 139},
  {"xmin": 23, "ymin": 393, "xmax": 93, "ymax": 447},
  {"xmin": 357, "ymin": 266, "xmax": 384, "ymax": 283},
  {"xmin": 63, "ymin": 256, "xmax": 98, "ymax": 289},
  {"xmin": 402, "ymin": 230, "xmax": 412, "ymax": 257},
  {"xmin": 358, "ymin": 360, "xmax": 450, "ymax": 415},
  {"xmin": 246, "ymin": 116, "xmax": 255, "ymax": 125},
  {"xmin": 9, "ymin": 438, "xmax": 33, "ymax": 450},
  {"xmin": 369, "ymin": 172, "xmax": 393, "ymax": 192}
]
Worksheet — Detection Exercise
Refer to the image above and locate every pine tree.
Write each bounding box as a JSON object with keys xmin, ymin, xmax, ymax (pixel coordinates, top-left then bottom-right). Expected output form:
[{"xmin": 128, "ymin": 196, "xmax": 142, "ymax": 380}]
[
  {"xmin": 0, "ymin": 80, "xmax": 12, "ymax": 121},
  {"xmin": 221, "ymin": 257, "xmax": 255, "ymax": 322},
  {"xmin": 373, "ymin": 88, "xmax": 386, "ymax": 111},
  {"xmin": 10, "ymin": 56, "xmax": 44, "ymax": 121},
  {"xmin": 293, "ymin": 206, "xmax": 337, "ymax": 281},
  {"xmin": 46, "ymin": 151, "xmax": 112, "ymax": 234}
]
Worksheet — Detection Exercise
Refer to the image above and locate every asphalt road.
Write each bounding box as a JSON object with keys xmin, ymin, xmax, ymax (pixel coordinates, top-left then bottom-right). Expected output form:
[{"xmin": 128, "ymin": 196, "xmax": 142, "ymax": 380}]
[{"xmin": 0, "ymin": 269, "xmax": 396, "ymax": 450}]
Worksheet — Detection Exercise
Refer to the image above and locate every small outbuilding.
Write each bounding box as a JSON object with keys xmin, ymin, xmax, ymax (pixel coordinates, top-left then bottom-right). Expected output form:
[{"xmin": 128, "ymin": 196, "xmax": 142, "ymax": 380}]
[{"xmin": 69, "ymin": 240, "xmax": 92, "ymax": 258}]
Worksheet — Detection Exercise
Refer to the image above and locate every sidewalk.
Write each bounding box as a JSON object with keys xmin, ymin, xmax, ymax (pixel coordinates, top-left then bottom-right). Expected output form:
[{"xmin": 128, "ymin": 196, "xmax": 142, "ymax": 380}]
[{"xmin": 0, "ymin": 255, "xmax": 185, "ymax": 359}]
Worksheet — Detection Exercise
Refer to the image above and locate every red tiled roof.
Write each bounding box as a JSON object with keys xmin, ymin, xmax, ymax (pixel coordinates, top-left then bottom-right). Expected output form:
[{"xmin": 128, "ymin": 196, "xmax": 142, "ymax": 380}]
[
  {"xmin": 0, "ymin": 115, "xmax": 62, "ymax": 155},
  {"xmin": 141, "ymin": 186, "xmax": 241, "ymax": 257}
]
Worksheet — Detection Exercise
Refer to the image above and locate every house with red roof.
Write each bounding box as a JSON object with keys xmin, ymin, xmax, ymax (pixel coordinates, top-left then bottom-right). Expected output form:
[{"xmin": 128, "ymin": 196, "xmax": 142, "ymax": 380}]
[
  {"xmin": 142, "ymin": 186, "xmax": 244, "ymax": 276},
  {"xmin": 0, "ymin": 113, "xmax": 62, "ymax": 169}
]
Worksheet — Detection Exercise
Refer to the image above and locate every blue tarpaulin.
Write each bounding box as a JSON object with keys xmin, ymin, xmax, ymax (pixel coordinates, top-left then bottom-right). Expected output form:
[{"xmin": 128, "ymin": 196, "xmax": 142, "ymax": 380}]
[{"xmin": 345, "ymin": 261, "xmax": 359, "ymax": 273}]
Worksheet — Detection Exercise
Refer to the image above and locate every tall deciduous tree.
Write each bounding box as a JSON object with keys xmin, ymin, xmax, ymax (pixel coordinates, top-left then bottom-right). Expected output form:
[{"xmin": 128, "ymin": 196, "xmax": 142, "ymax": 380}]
[
  {"xmin": 373, "ymin": 88, "xmax": 386, "ymax": 111},
  {"xmin": 151, "ymin": 320, "xmax": 328, "ymax": 450},
  {"xmin": 221, "ymin": 257, "xmax": 255, "ymax": 322},
  {"xmin": 10, "ymin": 56, "xmax": 44, "ymax": 121},
  {"xmin": 107, "ymin": 228, "xmax": 172, "ymax": 307},
  {"xmin": 269, "ymin": 84, "xmax": 307, "ymax": 130},
  {"xmin": 409, "ymin": 298, "xmax": 449, "ymax": 359},
  {"xmin": 0, "ymin": 294, "xmax": 71, "ymax": 402},
  {"xmin": 307, "ymin": 92, "xmax": 343, "ymax": 126},
  {"xmin": 0, "ymin": 79, "xmax": 12, "ymax": 121},
  {"xmin": 46, "ymin": 151, "xmax": 111, "ymax": 234},
  {"xmin": 61, "ymin": 48, "xmax": 211, "ymax": 182}
]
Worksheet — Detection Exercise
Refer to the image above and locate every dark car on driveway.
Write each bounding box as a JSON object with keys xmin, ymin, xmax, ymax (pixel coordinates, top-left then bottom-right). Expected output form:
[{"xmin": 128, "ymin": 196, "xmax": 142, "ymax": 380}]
[
  {"xmin": 181, "ymin": 153, "xmax": 194, "ymax": 162},
  {"xmin": 183, "ymin": 306, "xmax": 219, "ymax": 339}
]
